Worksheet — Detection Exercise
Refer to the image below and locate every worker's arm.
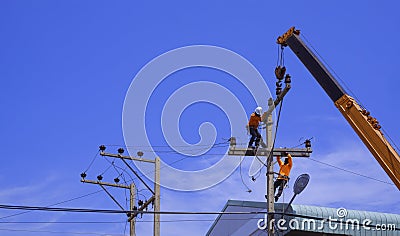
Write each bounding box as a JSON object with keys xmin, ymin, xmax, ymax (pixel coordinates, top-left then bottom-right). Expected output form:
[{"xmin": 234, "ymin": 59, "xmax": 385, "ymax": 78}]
[
  {"xmin": 277, "ymin": 156, "xmax": 283, "ymax": 167},
  {"xmin": 287, "ymin": 153, "xmax": 293, "ymax": 168}
]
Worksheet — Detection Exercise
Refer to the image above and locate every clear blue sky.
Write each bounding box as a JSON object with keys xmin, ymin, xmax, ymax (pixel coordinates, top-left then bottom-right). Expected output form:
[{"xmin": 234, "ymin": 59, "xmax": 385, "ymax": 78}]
[{"xmin": 1, "ymin": 1, "xmax": 399, "ymax": 235}]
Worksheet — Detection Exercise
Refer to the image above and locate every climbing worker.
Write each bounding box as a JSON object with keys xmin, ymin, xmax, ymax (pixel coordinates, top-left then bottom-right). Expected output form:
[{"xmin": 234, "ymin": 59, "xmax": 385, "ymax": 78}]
[
  {"xmin": 248, "ymin": 106, "xmax": 262, "ymax": 148},
  {"xmin": 274, "ymin": 152, "xmax": 293, "ymax": 202}
]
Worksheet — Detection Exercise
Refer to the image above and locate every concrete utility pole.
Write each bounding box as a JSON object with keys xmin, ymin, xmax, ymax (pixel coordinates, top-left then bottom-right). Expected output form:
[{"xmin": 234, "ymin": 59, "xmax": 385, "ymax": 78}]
[
  {"xmin": 100, "ymin": 149, "xmax": 161, "ymax": 236},
  {"xmin": 229, "ymin": 76, "xmax": 313, "ymax": 235},
  {"xmin": 130, "ymin": 183, "xmax": 136, "ymax": 236},
  {"xmin": 154, "ymin": 157, "xmax": 161, "ymax": 236},
  {"xmin": 81, "ymin": 146, "xmax": 161, "ymax": 236},
  {"xmin": 80, "ymin": 179, "xmax": 136, "ymax": 236},
  {"xmin": 265, "ymin": 111, "xmax": 275, "ymax": 236},
  {"xmin": 264, "ymin": 75, "xmax": 290, "ymax": 236}
]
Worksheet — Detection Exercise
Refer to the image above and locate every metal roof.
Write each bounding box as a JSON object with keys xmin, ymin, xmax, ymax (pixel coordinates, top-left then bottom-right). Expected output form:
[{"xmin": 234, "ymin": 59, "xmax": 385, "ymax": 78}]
[{"xmin": 207, "ymin": 200, "xmax": 400, "ymax": 236}]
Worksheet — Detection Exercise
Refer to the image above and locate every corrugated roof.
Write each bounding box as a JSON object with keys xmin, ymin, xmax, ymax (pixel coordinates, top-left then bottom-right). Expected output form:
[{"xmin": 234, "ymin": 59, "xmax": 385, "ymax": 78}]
[{"xmin": 207, "ymin": 200, "xmax": 400, "ymax": 236}]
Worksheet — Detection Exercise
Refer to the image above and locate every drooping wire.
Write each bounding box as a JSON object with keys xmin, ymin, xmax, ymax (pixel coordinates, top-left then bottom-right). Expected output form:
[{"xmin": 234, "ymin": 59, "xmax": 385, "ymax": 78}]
[
  {"xmin": 108, "ymin": 160, "xmax": 135, "ymax": 183},
  {"xmin": 1, "ymin": 161, "xmax": 148, "ymax": 221},
  {"xmin": 123, "ymin": 220, "xmax": 128, "ymax": 236},
  {"xmin": 84, "ymin": 150, "xmax": 100, "ymax": 173},
  {"xmin": 105, "ymin": 159, "xmax": 142, "ymax": 212},
  {"xmin": 98, "ymin": 158, "xmax": 137, "ymax": 213},
  {"xmin": 251, "ymin": 165, "xmax": 262, "ymax": 180},
  {"xmin": 0, "ymin": 141, "xmax": 240, "ymax": 221},
  {"xmin": 289, "ymin": 137, "xmax": 314, "ymax": 149},
  {"xmin": 0, "ymin": 189, "xmax": 105, "ymax": 220},
  {"xmin": 239, "ymin": 156, "xmax": 252, "ymax": 193},
  {"xmin": 100, "ymin": 160, "xmax": 115, "ymax": 176},
  {"xmin": 113, "ymin": 168, "xmax": 130, "ymax": 211}
]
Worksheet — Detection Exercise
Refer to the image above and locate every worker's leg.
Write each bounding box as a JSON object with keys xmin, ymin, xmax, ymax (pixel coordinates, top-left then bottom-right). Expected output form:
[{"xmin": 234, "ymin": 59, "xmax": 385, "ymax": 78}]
[
  {"xmin": 273, "ymin": 179, "xmax": 283, "ymax": 194},
  {"xmin": 248, "ymin": 127, "xmax": 257, "ymax": 147},
  {"xmin": 254, "ymin": 129, "xmax": 261, "ymax": 147},
  {"xmin": 275, "ymin": 179, "xmax": 287, "ymax": 202}
]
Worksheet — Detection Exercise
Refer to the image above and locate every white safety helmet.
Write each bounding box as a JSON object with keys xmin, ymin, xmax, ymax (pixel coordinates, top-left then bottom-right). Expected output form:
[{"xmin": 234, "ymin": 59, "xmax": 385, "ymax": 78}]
[{"xmin": 255, "ymin": 106, "xmax": 262, "ymax": 116}]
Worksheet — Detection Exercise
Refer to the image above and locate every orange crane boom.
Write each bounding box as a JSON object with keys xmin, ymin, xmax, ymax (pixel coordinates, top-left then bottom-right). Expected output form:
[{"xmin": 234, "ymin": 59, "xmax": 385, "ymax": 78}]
[{"xmin": 277, "ymin": 27, "xmax": 400, "ymax": 190}]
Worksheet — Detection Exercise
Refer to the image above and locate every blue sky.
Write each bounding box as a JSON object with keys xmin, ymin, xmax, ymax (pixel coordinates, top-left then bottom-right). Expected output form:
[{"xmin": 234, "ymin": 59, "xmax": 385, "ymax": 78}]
[{"xmin": 1, "ymin": 1, "xmax": 400, "ymax": 235}]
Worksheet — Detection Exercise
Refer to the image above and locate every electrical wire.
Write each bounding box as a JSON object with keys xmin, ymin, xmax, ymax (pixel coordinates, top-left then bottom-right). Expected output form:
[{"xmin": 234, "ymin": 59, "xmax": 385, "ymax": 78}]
[
  {"xmin": 308, "ymin": 157, "xmax": 394, "ymax": 185},
  {"xmin": 84, "ymin": 150, "xmax": 100, "ymax": 173},
  {"xmin": 0, "ymin": 228, "xmax": 125, "ymax": 236},
  {"xmin": 1, "ymin": 162, "xmax": 141, "ymax": 221},
  {"xmin": 1, "ymin": 206, "xmax": 397, "ymax": 232},
  {"xmin": 289, "ymin": 137, "xmax": 314, "ymax": 149},
  {"xmin": 95, "ymin": 149, "xmax": 396, "ymax": 189},
  {"xmin": 380, "ymin": 128, "xmax": 399, "ymax": 185},
  {"xmin": 123, "ymin": 220, "xmax": 128, "ymax": 236},
  {"xmin": 0, "ymin": 204, "xmax": 266, "ymax": 215},
  {"xmin": 106, "ymin": 142, "xmax": 229, "ymax": 154},
  {"xmin": 85, "ymin": 156, "xmax": 137, "ymax": 214},
  {"xmin": 382, "ymin": 127, "xmax": 400, "ymax": 153},
  {"xmin": 239, "ymin": 155, "xmax": 252, "ymax": 192},
  {"xmin": 0, "ymin": 189, "xmax": 104, "ymax": 220},
  {"xmin": 100, "ymin": 160, "xmax": 115, "ymax": 176},
  {"xmin": 107, "ymin": 158, "xmax": 135, "ymax": 183},
  {"xmin": 0, "ymin": 221, "xmax": 126, "ymax": 224},
  {"xmin": 123, "ymin": 142, "xmax": 229, "ymax": 186}
]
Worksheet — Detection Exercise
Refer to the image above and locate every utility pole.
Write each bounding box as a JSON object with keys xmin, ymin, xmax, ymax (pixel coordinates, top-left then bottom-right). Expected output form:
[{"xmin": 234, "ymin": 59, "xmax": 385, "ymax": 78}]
[
  {"xmin": 130, "ymin": 183, "xmax": 136, "ymax": 236},
  {"xmin": 154, "ymin": 157, "xmax": 161, "ymax": 236},
  {"xmin": 80, "ymin": 178, "xmax": 136, "ymax": 236},
  {"xmin": 99, "ymin": 148, "xmax": 161, "ymax": 236},
  {"xmin": 229, "ymin": 74, "xmax": 313, "ymax": 235},
  {"xmin": 265, "ymin": 104, "xmax": 275, "ymax": 236}
]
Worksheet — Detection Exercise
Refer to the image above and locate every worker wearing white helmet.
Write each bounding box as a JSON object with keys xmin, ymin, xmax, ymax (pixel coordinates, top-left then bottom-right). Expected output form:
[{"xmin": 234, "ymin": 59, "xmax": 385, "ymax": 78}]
[{"xmin": 248, "ymin": 106, "xmax": 262, "ymax": 148}]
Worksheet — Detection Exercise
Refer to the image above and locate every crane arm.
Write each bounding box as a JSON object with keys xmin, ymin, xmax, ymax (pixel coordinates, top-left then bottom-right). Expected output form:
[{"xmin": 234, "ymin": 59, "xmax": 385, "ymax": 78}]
[{"xmin": 277, "ymin": 27, "xmax": 400, "ymax": 190}]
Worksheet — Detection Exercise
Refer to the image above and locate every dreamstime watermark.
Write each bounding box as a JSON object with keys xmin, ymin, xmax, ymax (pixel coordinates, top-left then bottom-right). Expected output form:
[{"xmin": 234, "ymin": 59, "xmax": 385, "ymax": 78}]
[
  {"xmin": 257, "ymin": 207, "xmax": 397, "ymax": 232},
  {"xmin": 122, "ymin": 45, "xmax": 275, "ymax": 191}
]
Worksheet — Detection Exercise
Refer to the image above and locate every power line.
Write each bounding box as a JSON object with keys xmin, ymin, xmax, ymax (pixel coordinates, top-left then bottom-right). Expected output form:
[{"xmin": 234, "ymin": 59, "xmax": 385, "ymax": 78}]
[
  {"xmin": 0, "ymin": 228, "xmax": 125, "ymax": 236},
  {"xmin": 308, "ymin": 157, "xmax": 394, "ymax": 185},
  {"xmin": 102, "ymin": 142, "xmax": 230, "ymax": 155},
  {"xmin": 0, "ymin": 204, "xmax": 266, "ymax": 215},
  {"xmin": 0, "ymin": 143, "xmax": 228, "ymax": 221},
  {"xmin": 239, "ymin": 155, "xmax": 252, "ymax": 192},
  {"xmin": 104, "ymin": 142, "xmax": 229, "ymax": 148},
  {"xmin": 0, "ymin": 221, "xmax": 126, "ymax": 224},
  {"xmin": 0, "ymin": 217, "xmax": 260, "ymax": 223},
  {"xmin": 0, "ymin": 189, "xmax": 104, "ymax": 220},
  {"xmin": 1, "ymin": 205, "xmax": 398, "ymax": 231},
  {"xmin": 84, "ymin": 150, "xmax": 100, "ymax": 173}
]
